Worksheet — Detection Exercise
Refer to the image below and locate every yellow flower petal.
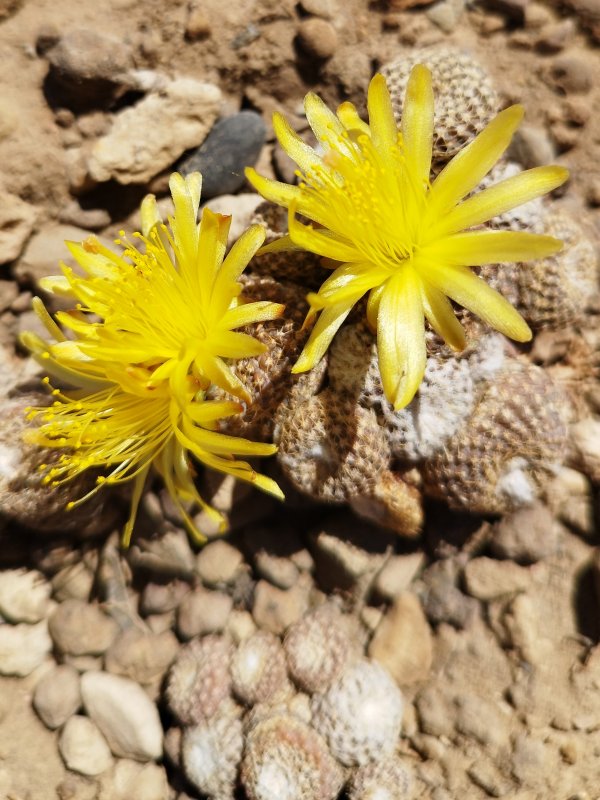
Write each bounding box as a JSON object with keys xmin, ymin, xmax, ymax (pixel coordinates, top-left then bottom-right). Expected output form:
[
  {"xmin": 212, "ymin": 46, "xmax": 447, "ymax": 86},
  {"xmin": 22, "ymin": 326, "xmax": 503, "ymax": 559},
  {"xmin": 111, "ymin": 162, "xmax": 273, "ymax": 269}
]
[
  {"xmin": 245, "ymin": 167, "xmax": 303, "ymax": 208},
  {"xmin": 336, "ymin": 101, "xmax": 371, "ymax": 137},
  {"xmin": 222, "ymin": 300, "xmax": 284, "ymax": 329},
  {"xmin": 273, "ymin": 112, "xmax": 322, "ymax": 175},
  {"xmin": 426, "ymin": 262, "xmax": 532, "ymax": 342},
  {"xmin": 420, "ymin": 281, "xmax": 466, "ymax": 351},
  {"xmin": 288, "ymin": 204, "xmax": 361, "ymax": 262},
  {"xmin": 377, "ymin": 268, "xmax": 427, "ymax": 410},
  {"xmin": 431, "ymin": 165, "xmax": 569, "ymax": 237},
  {"xmin": 401, "ymin": 64, "xmax": 434, "ymax": 183},
  {"xmin": 368, "ymin": 73, "xmax": 398, "ymax": 154},
  {"xmin": 292, "ymin": 298, "xmax": 356, "ymax": 373},
  {"xmin": 428, "ymin": 105, "xmax": 524, "ymax": 216},
  {"xmin": 304, "ymin": 91, "xmax": 348, "ymax": 148},
  {"xmin": 420, "ymin": 230, "xmax": 563, "ymax": 266}
]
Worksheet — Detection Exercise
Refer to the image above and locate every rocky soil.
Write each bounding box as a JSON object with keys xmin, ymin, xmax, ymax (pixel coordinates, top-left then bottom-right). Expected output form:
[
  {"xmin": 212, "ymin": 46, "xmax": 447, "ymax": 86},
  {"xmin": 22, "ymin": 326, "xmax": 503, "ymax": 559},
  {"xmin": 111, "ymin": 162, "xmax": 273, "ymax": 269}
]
[{"xmin": 0, "ymin": 0, "xmax": 599, "ymax": 799}]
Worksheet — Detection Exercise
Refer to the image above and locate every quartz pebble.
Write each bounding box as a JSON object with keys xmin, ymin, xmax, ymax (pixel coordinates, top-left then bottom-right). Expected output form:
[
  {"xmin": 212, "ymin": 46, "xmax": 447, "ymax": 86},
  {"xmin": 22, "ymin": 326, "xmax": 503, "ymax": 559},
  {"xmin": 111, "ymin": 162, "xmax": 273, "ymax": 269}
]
[
  {"xmin": 0, "ymin": 569, "xmax": 51, "ymax": 623},
  {"xmin": 59, "ymin": 715, "xmax": 113, "ymax": 776},
  {"xmin": 0, "ymin": 620, "xmax": 52, "ymax": 676},
  {"xmin": 81, "ymin": 671, "xmax": 163, "ymax": 761},
  {"xmin": 33, "ymin": 664, "xmax": 81, "ymax": 729}
]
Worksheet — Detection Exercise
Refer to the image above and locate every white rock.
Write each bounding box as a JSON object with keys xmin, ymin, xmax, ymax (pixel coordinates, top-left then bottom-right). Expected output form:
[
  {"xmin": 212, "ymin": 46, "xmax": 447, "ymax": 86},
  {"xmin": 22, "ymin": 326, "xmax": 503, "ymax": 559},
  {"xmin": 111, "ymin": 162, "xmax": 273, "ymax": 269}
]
[
  {"xmin": 87, "ymin": 78, "xmax": 221, "ymax": 184},
  {"xmin": 59, "ymin": 715, "xmax": 114, "ymax": 776},
  {"xmin": 0, "ymin": 190, "xmax": 37, "ymax": 264},
  {"xmin": 100, "ymin": 759, "xmax": 170, "ymax": 800},
  {"xmin": 33, "ymin": 663, "xmax": 81, "ymax": 729},
  {"xmin": 0, "ymin": 620, "xmax": 52, "ymax": 676},
  {"xmin": 0, "ymin": 569, "xmax": 52, "ymax": 624},
  {"xmin": 81, "ymin": 671, "xmax": 163, "ymax": 761}
]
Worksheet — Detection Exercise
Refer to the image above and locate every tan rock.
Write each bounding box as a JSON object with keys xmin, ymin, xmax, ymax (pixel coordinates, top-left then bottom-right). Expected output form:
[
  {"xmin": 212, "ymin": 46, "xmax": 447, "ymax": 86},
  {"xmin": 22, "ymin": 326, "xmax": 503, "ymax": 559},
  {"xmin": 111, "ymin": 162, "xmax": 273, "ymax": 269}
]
[
  {"xmin": 368, "ymin": 592, "xmax": 433, "ymax": 685},
  {"xmin": 0, "ymin": 190, "xmax": 37, "ymax": 265},
  {"xmin": 464, "ymin": 557, "xmax": 530, "ymax": 600}
]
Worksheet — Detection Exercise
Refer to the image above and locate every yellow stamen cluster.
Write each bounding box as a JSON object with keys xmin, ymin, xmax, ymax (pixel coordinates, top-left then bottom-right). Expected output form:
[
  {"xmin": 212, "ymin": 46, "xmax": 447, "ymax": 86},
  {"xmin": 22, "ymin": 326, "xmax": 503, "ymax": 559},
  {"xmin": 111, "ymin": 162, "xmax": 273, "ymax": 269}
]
[
  {"xmin": 246, "ymin": 65, "xmax": 569, "ymax": 409},
  {"xmin": 22, "ymin": 172, "xmax": 284, "ymax": 545}
]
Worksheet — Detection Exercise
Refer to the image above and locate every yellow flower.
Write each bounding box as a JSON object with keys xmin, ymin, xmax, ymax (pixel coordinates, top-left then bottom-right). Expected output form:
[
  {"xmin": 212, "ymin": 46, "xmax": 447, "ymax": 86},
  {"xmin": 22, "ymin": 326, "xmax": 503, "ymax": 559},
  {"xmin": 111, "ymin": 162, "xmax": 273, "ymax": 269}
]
[
  {"xmin": 246, "ymin": 66, "xmax": 569, "ymax": 410},
  {"xmin": 22, "ymin": 172, "xmax": 284, "ymax": 545}
]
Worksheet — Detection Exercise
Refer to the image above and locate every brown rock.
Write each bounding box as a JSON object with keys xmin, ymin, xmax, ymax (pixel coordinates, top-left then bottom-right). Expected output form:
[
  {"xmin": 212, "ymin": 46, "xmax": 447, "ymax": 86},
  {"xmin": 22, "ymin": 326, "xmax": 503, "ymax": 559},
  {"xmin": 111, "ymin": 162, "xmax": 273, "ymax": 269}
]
[
  {"xmin": 252, "ymin": 577, "xmax": 311, "ymax": 636},
  {"xmin": 176, "ymin": 587, "xmax": 233, "ymax": 639},
  {"xmin": 368, "ymin": 592, "xmax": 433, "ymax": 684},
  {"xmin": 49, "ymin": 599, "xmax": 119, "ymax": 657},
  {"xmin": 490, "ymin": 503, "xmax": 558, "ymax": 563},
  {"xmin": 104, "ymin": 628, "xmax": 179, "ymax": 692},
  {"xmin": 0, "ymin": 191, "xmax": 37, "ymax": 265},
  {"xmin": 464, "ymin": 558, "xmax": 530, "ymax": 601},
  {"xmin": 297, "ymin": 18, "xmax": 338, "ymax": 59}
]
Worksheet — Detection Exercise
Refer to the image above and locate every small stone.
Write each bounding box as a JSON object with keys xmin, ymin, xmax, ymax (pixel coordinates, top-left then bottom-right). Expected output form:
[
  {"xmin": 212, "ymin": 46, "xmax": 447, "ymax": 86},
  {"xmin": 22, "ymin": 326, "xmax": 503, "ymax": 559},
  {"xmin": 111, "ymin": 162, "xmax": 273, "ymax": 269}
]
[
  {"xmin": 104, "ymin": 628, "xmax": 179, "ymax": 693},
  {"xmin": 44, "ymin": 29, "xmax": 134, "ymax": 109},
  {"xmin": 254, "ymin": 549, "xmax": 299, "ymax": 590},
  {"xmin": 176, "ymin": 587, "xmax": 233, "ymax": 639},
  {"xmin": 508, "ymin": 123, "xmax": 556, "ymax": 168},
  {"xmin": 481, "ymin": 0, "xmax": 527, "ymax": 23},
  {"xmin": 128, "ymin": 529, "xmax": 196, "ymax": 579},
  {"xmin": 549, "ymin": 54, "xmax": 593, "ymax": 94},
  {"xmin": 311, "ymin": 524, "xmax": 391, "ymax": 593},
  {"xmin": 368, "ymin": 591, "xmax": 433, "ymax": 684},
  {"xmin": 225, "ymin": 609, "xmax": 257, "ymax": 643},
  {"xmin": 33, "ymin": 664, "xmax": 81, "ymax": 729},
  {"xmin": 491, "ymin": 503, "xmax": 558, "ymax": 563},
  {"xmin": 59, "ymin": 716, "xmax": 113, "ymax": 776},
  {"xmin": 563, "ymin": 0, "xmax": 600, "ymax": 43},
  {"xmin": 196, "ymin": 540, "xmax": 244, "ymax": 587},
  {"xmin": 52, "ymin": 563, "xmax": 95, "ymax": 603},
  {"xmin": 299, "ymin": 0, "xmax": 338, "ymax": 17},
  {"xmin": 0, "ymin": 569, "xmax": 51, "ymax": 623},
  {"xmin": 467, "ymin": 759, "xmax": 514, "ymax": 796},
  {"xmin": 570, "ymin": 418, "xmax": 600, "ymax": 484},
  {"xmin": 525, "ymin": 3, "xmax": 554, "ymax": 29},
  {"xmin": 545, "ymin": 467, "xmax": 594, "ymax": 536},
  {"xmin": 416, "ymin": 686, "xmax": 455, "ymax": 738},
  {"xmin": 562, "ymin": 96, "xmax": 591, "ymax": 125},
  {"xmin": 420, "ymin": 559, "xmax": 479, "ymax": 629},
  {"xmin": 454, "ymin": 693, "xmax": 511, "ymax": 749},
  {"xmin": 81, "ymin": 671, "xmax": 163, "ymax": 761},
  {"xmin": 297, "ymin": 18, "xmax": 338, "ymax": 59},
  {"xmin": 373, "ymin": 553, "xmax": 425, "ymax": 601},
  {"xmin": 87, "ymin": 79, "xmax": 221, "ymax": 184},
  {"xmin": 58, "ymin": 200, "xmax": 111, "ymax": 231},
  {"xmin": 0, "ymin": 620, "xmax": 52, "ymax": 676},
  {"xmin": 185, "ymin": 7, "xmax": 211, "ymax": 40},
  {"xmin": 252, "ymin": 577, "xmax": 311, "ymax": 636},
  {"xmin": 427, "ymin": 0, "xmax": 465, "ymax": 33},
  {"xmin": 536, "ymin": 18, "xmax": 576, "ymax": 52},
  {"xmin": 49, "ymin": 599, "xmax": 119, "ymax": 657},
  {"xmin": 464, "ymin": 557, "xmax": 530, "ymax": 600},
  {"xmin": 179, "ymin": 111, "xmax": 266, "ymax": 199},
  {"xmin": 101, "ymin": 759, "xmax": 170, "ymax": 800},
  {"xmin": 139, "ymin": 581, "xmax": 190, "ymax": 616},
  {"xmin": 0, "ymin": 191, "xmax": 37, "ymax": 265},
  {"xmin": 56, "ymin": 774, "xmax": 101, "ymax": 800},
  {"xmin": 511, "ymin": 733, "xmax": 550, "ymax": 785}
]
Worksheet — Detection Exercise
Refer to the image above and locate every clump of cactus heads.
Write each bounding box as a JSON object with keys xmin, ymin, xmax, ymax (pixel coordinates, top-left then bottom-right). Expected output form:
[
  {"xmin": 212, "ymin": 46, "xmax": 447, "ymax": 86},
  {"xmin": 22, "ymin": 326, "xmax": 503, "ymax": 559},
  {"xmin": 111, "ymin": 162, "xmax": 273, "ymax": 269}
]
[
  {"xmin": 380, "ymin": 45, "xmax": 498, "ymax": 163},
  {"xmin": 241, "ymin": 712, "xmax": 345, "ymax": 800},
  {"xmin": 311, "ymin": 659, "xmax": 405, "ymax": 767},
  {"xmin": 422, "ymin": 360, "xmax": 572, "ymax": 513},
  {"xmin": 347, "ymin": 756, "xmax": 414, "ymax": 800},
  {"xmin": 165, "ymin": 635, "xmax": 234, "ymax": 725}
]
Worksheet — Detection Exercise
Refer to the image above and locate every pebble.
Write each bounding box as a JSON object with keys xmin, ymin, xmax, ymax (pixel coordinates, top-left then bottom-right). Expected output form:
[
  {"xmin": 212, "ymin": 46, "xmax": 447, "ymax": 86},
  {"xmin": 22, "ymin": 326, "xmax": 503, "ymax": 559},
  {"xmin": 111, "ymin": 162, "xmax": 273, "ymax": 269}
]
[
  {"xmin": 481, "ymin": 0, "xmax": 527, "ymax": 23},
  {"xmin": 58, "ymin": 200, "xmax": 111, "ymax": 231},
  {"xmin": 463, "ymin": 557, "xmax": 530, "ymax": 600},
  {"xmin": 44, "ymin": 28, "xmax": 134, "ymax": 108},
  {"xmin": 368, "ymin": 591, "xmax": 433, "ymax": 684},
  {"xmin": 179, "ymin": 111, "xmax": 266, "ymax": 199},
  {"xmin": 104, "ymin": 759, "xmax": 170, "ymax": 800},
  {"xmin": 310, "ymin": 525, "xmax": 390, "ymax": 593},
  {"xmin": 427, "ymin": 0, "xmax": 465, "ymax": 33},
  {"xmin": 51, "ymin": 562, "xmax": 95, "ymax": 603},
  {"xmin": 511, "ymin": 733, "xmax": 550, "ymax": 785},
  {"xmin": 416, "ymin": 686, "xmax": 455, "ymax": 738},
  {"xmin": 535, "ymin": 18, "xmax": 576, "ymax": 52},
  {"xmin": 299, "ymin": 0, "xmax": 338, "ymax": 17},
  {"xmin": 570, "ymin": 418, "xmax": 600, "ymax": 484},
  {"xmin": 139, "ymin": 581, "xmax": 190, "ymax": 616},
  {"xmin": 373, "ymin": 553, "xmax": 425, "ymax": 601},
  {"xmin": 562, "ymin": 0, "xmax": 600, "ymax": 43},
  {"xmin": 420, "ymin": 559, "xmax": 479, "ymax": 629},
  {"xmin": 508, "ymin": 123, "xmax": 556, "ymax": 168},
  {"xmin": 490, "ymin": 502, "xmax": 558, "ymax": 563},
  {"xmin": 81, "ymin": 671, "xmax": 163, "ymax": 761},
  {"xmin": 252, "ymin": 576, "xmax": 311, "ymax": 636},
  {"xmin": 59, "ymin": 715, "xmax": 113, "ymax": 776},
  {"xmin": 48, "ymin": 599, "xmax": 119, "ymax": 657},
  {"xmin": 195, "ymin": 540, "xmax": 244, "ymax": 587},
  {"xmin": 454, "ymin": 693, "xmax": 511, "ymax": 749},
  {"xmin": 549, "ymin": 54, "xmax": 593, "ymax": 94},
  {"xmin": 176, "ymin": 587, "xmax": 233, "ymax": 639},
  {"xmin": 0, "ymin": 620, "xmax": 52, "ymax": 676},
  {"xmin": 545, "ymin": 467, "xmax": 594, "ymax": 536},
  {"xmin": 296, "ymin": 18, "xmax": 338, "ymax": 59},
  {"xmin": 224, "ymin": 609, "xmax": 257, "ymax": 643},
  {"xmin": 33, "ymin": 664, "xmax": 81, "ymax": 729},
  {"xmin": 185, "ymin": 7, "xmax": 211, "ymax": 40},
  {"xmin": 254, "ymin": 549, "xmax": 300, "ymax": 589},
  {"xmin": 14, "ymin": 223, "xmax": 98, "ymax": 287},
  {"xmin": 87, "ymin": 78, "xmax": 221, "ymax": 184},
  {"xmin": 128, "ymin": 528, "xmax": 196, "ymax": 580},
  {"xmin": 0, "ymin": 191, "xmax": 37, "ymax": 265},
  {"xmin": 586, "ymin": 178, "xmax": 600, "ymax": 207},
  {"xmin": 0, "ymin": 569, "xmax": 51, "ymax": 623},
  {"xmin": 104, "ymin": 629, "xmax": 179, "ymax": 693},
  {"xmin": 467, "ymin": 759, "xmax": 513, "ymax": 796}
]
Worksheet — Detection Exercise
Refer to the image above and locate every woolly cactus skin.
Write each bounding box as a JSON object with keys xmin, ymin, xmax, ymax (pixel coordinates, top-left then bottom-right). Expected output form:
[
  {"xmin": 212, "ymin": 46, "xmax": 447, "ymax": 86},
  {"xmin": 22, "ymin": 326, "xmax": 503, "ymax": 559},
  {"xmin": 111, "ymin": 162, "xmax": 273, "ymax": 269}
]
[
  {"xmin": 422, "ymin": 361, "xmax": 572, "ymax": 513},
  {"xmin": 241, "ymin": 712, "xmax": 344, "ymax": 800},
  {"xmin": 230, "ymin": 630, "xmax": 291, "ymax": 706},
  {"xmin": 165, "ymin": 635, "xmax": 233, "ymax": 725},
  {"xmin": 181, "ymin": 701, "xmax": 243, "ymax": 800},
  {"xmin": 347, "ymin": 756, "xmax": 413, "ymax": 800},
  {"xmin": 277, "ymin": 389, "xmax": 391, "ymax": 503},
  {"xmin": 380, "ymin": 46, "xmax": 499, "ymax": 163},
  {"xmin": 311, "ymin": 659, "xmax": 404, "ymax": 767},
  {"xmin": 283, "ymin": 602, "xmax": 356, "ymax": 694}
]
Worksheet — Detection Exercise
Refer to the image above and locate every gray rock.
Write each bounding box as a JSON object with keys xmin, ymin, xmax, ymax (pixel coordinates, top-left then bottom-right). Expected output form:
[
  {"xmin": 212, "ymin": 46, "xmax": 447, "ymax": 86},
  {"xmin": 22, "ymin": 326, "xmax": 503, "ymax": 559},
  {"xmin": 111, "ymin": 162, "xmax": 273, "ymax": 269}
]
[
  {"xmin": 49, "ymin": 599, "xmax": 119, "ymax": 657},
  {"xmin": 33, "ymin": 664, "xmax": 81, "ymax": 729},
  {"xmin": 0, "ymin": 569, "xmax": 51, "ymax": 623},
  {"xmin": 179, "ymin": 111, "xmax": 266, "ymax": 199},
  {"xmin": 508, "ymin": 123, "xmax": 556, "ymax": 168},
  {"xmin": 81, "ymin": 671, "xmax": 163, "ymax": 761},
  {"xmin": 59, "ymin": 715, "xmax": 113, "ymax": 776},
  {"xmin": 0, "ymin": 620, "xmax": 52, "ymax": 676}
]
